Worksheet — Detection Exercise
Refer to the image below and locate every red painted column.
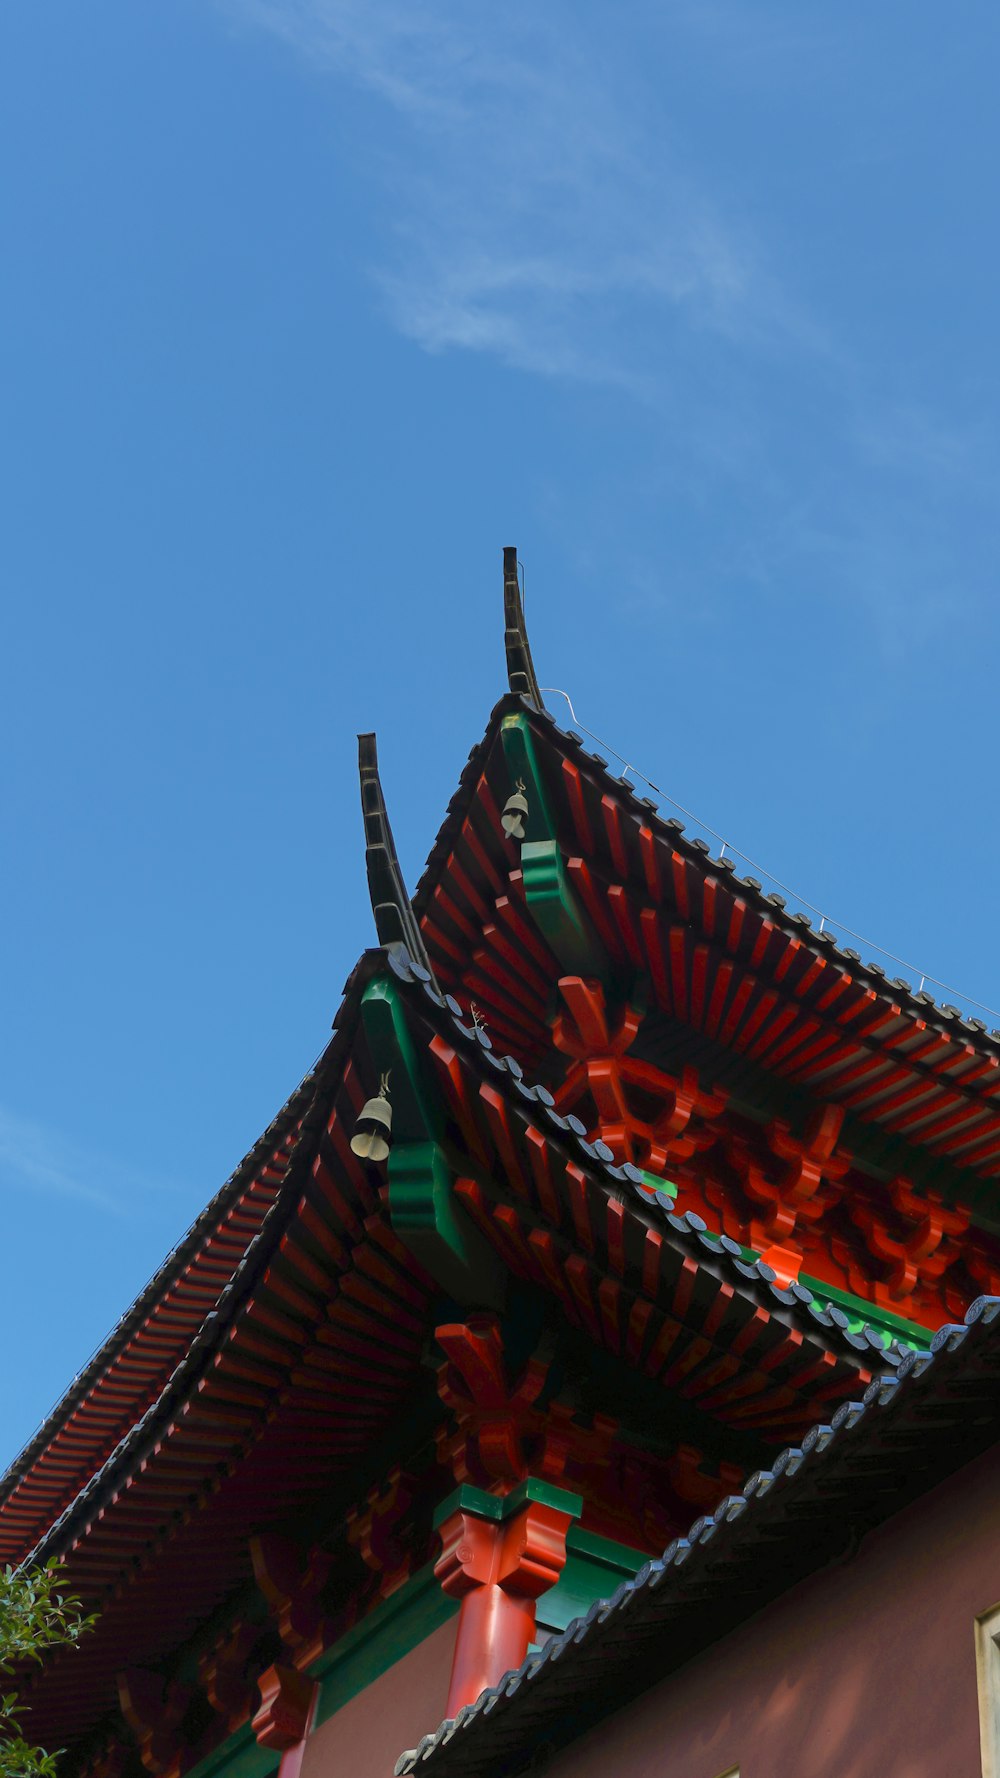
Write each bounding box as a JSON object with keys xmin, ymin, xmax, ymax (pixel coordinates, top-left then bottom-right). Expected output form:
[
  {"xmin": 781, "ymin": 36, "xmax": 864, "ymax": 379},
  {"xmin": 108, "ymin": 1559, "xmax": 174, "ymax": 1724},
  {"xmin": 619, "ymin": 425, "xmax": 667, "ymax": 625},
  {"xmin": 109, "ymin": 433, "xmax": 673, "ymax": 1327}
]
[{"xmin": 434, "ymin": 1484, "xmax": 580, "ymax": 1719}]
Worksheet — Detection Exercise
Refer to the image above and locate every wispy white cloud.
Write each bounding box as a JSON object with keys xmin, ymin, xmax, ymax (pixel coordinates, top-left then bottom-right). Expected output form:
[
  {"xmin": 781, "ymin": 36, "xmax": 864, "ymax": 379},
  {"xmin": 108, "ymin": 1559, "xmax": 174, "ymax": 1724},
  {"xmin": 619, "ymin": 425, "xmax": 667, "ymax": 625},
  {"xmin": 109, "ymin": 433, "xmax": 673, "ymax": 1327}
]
[
  {"xmin": 220, "ymin": 0, "xmax": 808, "ymax": 391},
  {"xmin": 0, "ymin": 1105, "xmax": 170, "ymax": 1216},
  {"xmin": 216, "ymin": 0, "xmax": 1000, "ymax": 651}
]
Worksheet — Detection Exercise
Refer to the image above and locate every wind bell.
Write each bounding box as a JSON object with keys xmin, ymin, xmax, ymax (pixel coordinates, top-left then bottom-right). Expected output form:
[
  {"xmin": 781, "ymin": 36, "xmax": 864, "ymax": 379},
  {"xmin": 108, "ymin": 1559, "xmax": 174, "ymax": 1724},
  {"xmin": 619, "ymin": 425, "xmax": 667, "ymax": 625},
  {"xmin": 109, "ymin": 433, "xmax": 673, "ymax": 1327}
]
[
  {"xmin": 350, "ymin": 1073, "xmax": 393, "ymax": 1163},
  {"xmin": 501, "ymin": 780, "xmax": 529, "ymax": 841}
]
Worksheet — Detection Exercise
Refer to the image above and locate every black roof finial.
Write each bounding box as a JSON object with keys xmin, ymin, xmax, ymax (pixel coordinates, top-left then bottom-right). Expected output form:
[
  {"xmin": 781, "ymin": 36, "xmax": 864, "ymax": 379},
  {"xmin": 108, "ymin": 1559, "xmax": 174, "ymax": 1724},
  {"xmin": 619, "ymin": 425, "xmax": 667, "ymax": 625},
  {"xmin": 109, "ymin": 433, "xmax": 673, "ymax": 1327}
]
[
  {"xmin": 503, "ymin": 546, "xmax": 543, "ymax": 708},
  {"xmin": 358, "ymin": 733, "xmax": 435, "ymax": 975}
]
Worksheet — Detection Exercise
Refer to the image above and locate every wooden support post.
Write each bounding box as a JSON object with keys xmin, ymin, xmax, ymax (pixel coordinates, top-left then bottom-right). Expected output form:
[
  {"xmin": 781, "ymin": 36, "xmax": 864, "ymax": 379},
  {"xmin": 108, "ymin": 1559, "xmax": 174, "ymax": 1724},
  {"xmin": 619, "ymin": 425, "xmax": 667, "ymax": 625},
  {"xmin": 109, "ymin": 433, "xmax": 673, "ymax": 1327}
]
[{"xmin": 433, "ymin": 1481, "xmax": 580, "ymax": 1719}]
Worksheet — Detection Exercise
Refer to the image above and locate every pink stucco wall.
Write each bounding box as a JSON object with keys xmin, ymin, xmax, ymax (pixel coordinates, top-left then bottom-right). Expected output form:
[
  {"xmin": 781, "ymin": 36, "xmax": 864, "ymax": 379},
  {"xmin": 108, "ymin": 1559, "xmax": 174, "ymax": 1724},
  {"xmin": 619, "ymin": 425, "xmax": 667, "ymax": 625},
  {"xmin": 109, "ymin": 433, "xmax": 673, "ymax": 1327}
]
[
  {"xmin": 546, "ymin": 1440, "xmax": 1000, "ymax": 1778},
  {"xmin": 300, "ymin": 1620, "xmax": 453, "ymax": 1778}
]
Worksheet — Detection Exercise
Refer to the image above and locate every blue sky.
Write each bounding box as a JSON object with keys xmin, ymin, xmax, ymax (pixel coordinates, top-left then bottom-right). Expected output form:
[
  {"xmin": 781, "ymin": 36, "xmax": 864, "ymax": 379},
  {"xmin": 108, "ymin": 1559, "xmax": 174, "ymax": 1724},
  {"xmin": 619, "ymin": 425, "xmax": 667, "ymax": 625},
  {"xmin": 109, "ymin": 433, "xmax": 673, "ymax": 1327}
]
[{"xmin": 3, "ymin": 2, "xmax": 999, "ymax": 1470}]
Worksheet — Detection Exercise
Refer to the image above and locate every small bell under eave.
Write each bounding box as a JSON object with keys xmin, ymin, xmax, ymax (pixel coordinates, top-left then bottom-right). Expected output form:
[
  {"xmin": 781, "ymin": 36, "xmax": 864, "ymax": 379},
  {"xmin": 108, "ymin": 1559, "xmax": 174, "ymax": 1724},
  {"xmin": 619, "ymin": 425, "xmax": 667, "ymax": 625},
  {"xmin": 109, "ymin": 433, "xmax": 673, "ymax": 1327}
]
[
  {"xmin": 501, "ymin": 781, "xmax": 529, "ymax": 841},
  {"xmin": 350, "ymin": 1074, "xmax": 393, "ymax": 1163}
]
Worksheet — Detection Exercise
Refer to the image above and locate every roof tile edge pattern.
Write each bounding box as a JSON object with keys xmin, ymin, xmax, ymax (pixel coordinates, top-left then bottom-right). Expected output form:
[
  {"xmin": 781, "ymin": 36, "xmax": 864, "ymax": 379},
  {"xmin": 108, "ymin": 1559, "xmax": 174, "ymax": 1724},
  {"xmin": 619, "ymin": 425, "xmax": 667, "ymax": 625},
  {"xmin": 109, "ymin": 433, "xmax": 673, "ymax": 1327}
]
[
  {"xmin": 12, "ymin": 955, "xmax": 379, "ymax": 1569},
  {"xmin": 0, "ymin": 1065, "xmax": 317, "ymax": 1526},
  {"xmin": 412, "ymin": 689, "xmax": 1000, "ymax": 1067}
]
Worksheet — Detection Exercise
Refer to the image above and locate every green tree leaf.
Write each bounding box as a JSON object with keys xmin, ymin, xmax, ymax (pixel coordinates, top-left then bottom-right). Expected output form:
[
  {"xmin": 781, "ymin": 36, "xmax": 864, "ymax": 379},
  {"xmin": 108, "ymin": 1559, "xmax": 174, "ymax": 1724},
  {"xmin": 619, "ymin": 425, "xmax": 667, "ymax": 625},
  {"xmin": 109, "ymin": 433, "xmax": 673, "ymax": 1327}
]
[{"xmin": 0, "ymin": 1561, "xmax": 95, "ymax": 1778}]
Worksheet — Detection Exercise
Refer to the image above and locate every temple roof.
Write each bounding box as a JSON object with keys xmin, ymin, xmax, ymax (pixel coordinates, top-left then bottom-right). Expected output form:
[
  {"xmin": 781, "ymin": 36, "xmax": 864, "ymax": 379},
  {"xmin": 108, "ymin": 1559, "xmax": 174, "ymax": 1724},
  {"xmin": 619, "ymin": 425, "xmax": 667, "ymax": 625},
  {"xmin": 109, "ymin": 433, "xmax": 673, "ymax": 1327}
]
[
  {"xmin": 3, "ymin": 943, "xmax": 891, "ymax": 1756},
  {"xmin": 7, "ymin": 548, "xmax": 999, "ymax": 1771},
  {"xmin": 10, "ymin": 951, "xmax": 881, "ymax": 1555},
  {"xmin": 10, "ymin": 556, "xmax": 995, "ymax": 1565}
]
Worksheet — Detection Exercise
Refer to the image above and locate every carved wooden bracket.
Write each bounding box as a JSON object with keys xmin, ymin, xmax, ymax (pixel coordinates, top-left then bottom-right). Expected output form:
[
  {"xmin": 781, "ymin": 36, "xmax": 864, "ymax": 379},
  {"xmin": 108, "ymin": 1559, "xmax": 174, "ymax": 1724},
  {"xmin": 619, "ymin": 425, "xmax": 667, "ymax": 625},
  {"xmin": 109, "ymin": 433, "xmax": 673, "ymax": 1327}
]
[
  {"xmin": 250, "ymin": 1533, "xmax": 331, "ymax": 1667},
  {"xmin": 435, "ymin": 1318, "xmax": 697, "ymax": 1552},
  {"xmin": 850, "ymin": 1177, "xmax": 969, "ymax": 1303},
  {"xmin": 435, "ymin": 1314, "xmax": 552, "ymax": 1486},
  {"xmin": 346, "ymin": 1466, "xmax": 418, "ymax": 1597},
  {"xmin": 552, "ymin": 978, "xmax": 728, "ymax": 1169},
  {"xmin": 738, "ymin": 1103, "xmax": 849, "ymax": 1251},
  {"xmin": 665, "ymin": 1443, "xmax": 744, "ymax": 1513},
  {"xmin": 534, "ymin": 1398, "xmax": 617, "ymax": 1486},
  {"xmin": 553, "ymin": 977, "xmax": 642, "ymax": 1061},
  {"xmin": 198, "ymin": 1622, "xmax": 261, "ymax": 1734},
  {"xmin": 964, "ymin": 1243, "xmax": 1000, "ymax": 1306},
  {"xmin": 252, "ymin": 1664, "xmax": 316, "ymax": 1752},
  {"xmin": 117, "ymin": 1670, "xmax": 192, "ymax": 1778}
]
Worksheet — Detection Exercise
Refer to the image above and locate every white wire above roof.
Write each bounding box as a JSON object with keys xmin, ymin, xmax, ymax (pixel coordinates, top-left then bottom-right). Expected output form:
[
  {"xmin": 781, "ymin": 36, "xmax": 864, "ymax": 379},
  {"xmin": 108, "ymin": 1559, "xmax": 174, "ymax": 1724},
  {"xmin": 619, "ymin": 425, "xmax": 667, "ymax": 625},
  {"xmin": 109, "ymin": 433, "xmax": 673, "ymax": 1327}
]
[{"xmin": 540, "ymin": 686, "xmax": 1000, "ymax": 1032}]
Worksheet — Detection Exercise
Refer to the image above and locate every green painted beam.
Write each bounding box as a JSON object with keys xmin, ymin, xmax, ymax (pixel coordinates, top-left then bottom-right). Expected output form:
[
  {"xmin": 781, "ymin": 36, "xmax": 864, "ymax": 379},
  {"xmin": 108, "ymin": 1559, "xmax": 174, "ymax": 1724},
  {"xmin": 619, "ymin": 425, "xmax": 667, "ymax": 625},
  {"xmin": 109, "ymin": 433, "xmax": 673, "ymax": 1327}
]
[
  {"xmin": 433, "ymin": 1477, "xmax": 583, "ymax": 1530},
  {"xmin": 359, "ymin": 976, "xmax": 441, "ymax": 1143},
  {"xmin": 637, "ymin": 1168, "xmax": 678, "ymax": 1201},
  {"xmin": 388, "ymin": 1140, "xmax": 505, "ymax": 1310},
  {"xmin": 535, "ymin": 1525, "xmax": 647, "ymax": 1639},
  {"xmin": 361, "ymin": 976, "xmax": 506, "ymax": 1308},
  {"xmin": 798, "ymin": 1273, "xmax": 932, "ymax": 1351},
  {"xmin": 181, "ymin": 1724, "xmax": 278, "ymax": 1778},
  {"xmin": 699, "ymin": 1225, "xmax": 933, "ymax": 1353},
  {"xmin": 499, "ymin": 712, "xmax": 556, "ymax": 843},
  {"xmin": 500, "ymin": 712, "xmax": 603, "ymax": 977}
]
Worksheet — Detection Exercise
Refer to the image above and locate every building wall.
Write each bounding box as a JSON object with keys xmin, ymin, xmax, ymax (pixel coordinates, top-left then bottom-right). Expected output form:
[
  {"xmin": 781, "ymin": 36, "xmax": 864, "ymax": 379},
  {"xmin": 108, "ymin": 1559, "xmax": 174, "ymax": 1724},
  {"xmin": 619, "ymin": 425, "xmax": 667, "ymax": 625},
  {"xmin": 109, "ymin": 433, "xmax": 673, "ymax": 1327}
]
[
  {"xmin": 544, "ymin": 1441, "xmax": 1000, "ymax": 1778},
  {"xmin": 302, "ymin": 1620, "xmax": 454, "ymax": 1778}
]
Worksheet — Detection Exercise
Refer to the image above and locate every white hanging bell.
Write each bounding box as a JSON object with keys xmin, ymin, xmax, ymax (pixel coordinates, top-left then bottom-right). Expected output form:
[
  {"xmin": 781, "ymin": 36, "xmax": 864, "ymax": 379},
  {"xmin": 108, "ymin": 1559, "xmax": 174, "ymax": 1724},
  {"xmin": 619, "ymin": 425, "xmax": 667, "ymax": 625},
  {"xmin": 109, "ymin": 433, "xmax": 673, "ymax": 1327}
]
[
  {"xmin": 350, "ymin": 1081, "xmax": 393, "ymax": 1163},
  {"xmin": 501, "ymin": 783, "xmax": 529, "ymax": 841}
]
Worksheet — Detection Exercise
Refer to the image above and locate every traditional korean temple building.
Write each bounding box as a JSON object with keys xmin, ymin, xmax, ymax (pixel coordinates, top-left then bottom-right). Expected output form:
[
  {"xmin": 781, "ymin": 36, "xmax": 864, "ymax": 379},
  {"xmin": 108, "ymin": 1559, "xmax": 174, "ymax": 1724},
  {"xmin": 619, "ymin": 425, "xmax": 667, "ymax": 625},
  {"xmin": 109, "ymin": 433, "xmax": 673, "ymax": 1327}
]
[{"xmin": 6, "ymin": 550, "xmax": 1000, "ymax": 1778}]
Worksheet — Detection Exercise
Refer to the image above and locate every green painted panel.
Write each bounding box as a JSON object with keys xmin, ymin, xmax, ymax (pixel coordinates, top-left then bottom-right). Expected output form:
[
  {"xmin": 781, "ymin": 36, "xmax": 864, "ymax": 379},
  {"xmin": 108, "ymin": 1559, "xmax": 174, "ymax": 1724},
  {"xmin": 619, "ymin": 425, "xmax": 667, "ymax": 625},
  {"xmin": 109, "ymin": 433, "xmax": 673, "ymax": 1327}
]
[
  {"xmin": 798, "ymin": 1273, "xmax": 932, "ymax": 1351},
  {"xmin": 359, "ymin": 977, "xmax": 440, "ymax": 1142},
  {"xmin": 388, "ymin": 1139, "xmax": 506, "ymax": 1309},
  {"xmin": 535, "ymin": 1526, "xmax": 646, "ymax": 1638},
  {"xmin": 183, "ymin": 1725, "xmax": 278, "ymax": 1778},
  {"xmin": 521, "ymin": 840, "xmax": 601, "ymax": 976},
  {"xmin": 433, "ymin": 1477, "xmax": 583, "ymax": 1531},
  {"xmin": 499, "ymin": 714, "xmax": 556, "ymax": 844}
]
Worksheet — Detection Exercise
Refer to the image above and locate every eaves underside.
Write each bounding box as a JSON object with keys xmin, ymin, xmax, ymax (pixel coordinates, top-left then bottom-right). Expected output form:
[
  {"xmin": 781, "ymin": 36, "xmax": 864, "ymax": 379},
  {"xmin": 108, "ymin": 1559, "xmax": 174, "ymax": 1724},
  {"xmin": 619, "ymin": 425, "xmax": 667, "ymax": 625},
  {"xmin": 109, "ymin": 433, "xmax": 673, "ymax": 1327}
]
[{"xmin": 410, "ymin": 694, "xmax": 1000, "ymax": 1208}]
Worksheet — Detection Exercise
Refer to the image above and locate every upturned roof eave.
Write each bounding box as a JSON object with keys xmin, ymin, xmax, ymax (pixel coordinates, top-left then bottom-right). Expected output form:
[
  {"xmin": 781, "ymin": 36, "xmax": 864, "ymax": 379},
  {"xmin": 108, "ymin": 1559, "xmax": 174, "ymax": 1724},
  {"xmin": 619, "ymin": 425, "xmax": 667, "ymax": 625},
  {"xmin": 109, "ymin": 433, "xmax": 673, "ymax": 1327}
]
[{"xmin": 413, "ymin": 690, "xmax": 1000, "ymax": 1069}]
